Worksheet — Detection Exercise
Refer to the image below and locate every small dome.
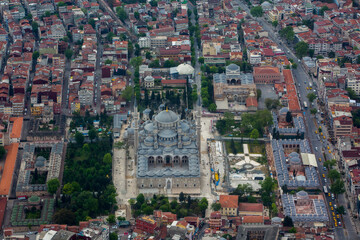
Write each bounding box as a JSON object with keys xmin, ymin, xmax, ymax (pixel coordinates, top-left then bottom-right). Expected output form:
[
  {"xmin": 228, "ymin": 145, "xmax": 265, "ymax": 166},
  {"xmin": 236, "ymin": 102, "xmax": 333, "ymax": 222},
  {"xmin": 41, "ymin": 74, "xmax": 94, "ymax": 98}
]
[
  {"xmin": 227, "ymin": 63, "xmax": 240, "ymax": 71},
  {"xmin": 296, "ymin": 190, "xmax": 309, "ymax": 199},
  {"xmin": 289, "ymin": 152, "xmax": 299, "ymax": 158},
  {"xmin": 36, "ymin": 156, "xmax": 46, "ymax": 162},
  {"xmin": 144, "ymin": 76, "xmax": 154, "ymax": 82},
  {"xmin": 279, "ymin": 107, "xmax": 289, "ymax": 115},
  {"xmin": 155, "ymin": 110, "xmax": 179, "ymax": 123},
  {"xmin": 176, "ymin": 63, "xmax": 194, "ymax": 75},
  {"xmin": 182, "ymin": 136, "xmax": 190, "ymax": 141},
  {"xmin": 290, "ymin": 157, "xmax": 301, "ymax": 165},
  {"xmin": 145, "ymin": 136, "xmax": 154, "ymax": 142}
]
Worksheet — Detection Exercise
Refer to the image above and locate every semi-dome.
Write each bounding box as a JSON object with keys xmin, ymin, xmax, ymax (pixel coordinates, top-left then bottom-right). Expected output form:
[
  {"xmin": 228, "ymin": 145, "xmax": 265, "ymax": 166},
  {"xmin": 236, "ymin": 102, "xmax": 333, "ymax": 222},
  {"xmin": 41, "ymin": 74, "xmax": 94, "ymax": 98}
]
[
  {"xmin": 155, "ymin": 110, "xmax": 179, "ymax": 123},
  {"xmin": 176, "ymin": 63, "xmax": 194, "ymax": 75}
]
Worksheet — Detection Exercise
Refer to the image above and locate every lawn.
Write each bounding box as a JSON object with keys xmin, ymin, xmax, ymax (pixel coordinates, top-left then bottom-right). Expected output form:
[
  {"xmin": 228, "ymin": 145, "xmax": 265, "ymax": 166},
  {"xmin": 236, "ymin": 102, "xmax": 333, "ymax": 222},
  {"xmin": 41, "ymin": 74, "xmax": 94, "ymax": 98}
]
[
  {"xmin": 225, "ymin": 141, "xmax": 244, "ymax": 154},
  {"xmin": 25, "ymin": 207, "xmax": 41, "ymax": 219},
  {"xmin": 248, "ymin": 143, "xmax": 266, "ymax": 155}
]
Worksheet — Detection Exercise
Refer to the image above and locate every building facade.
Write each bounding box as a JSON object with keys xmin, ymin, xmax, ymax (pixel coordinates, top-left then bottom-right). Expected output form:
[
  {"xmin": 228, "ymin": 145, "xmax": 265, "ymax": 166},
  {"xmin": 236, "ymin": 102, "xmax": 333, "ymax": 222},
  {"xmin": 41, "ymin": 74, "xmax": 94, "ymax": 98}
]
[{"xmin": 134, "ymin": 108, "xmax": 201, "ymax": 196}]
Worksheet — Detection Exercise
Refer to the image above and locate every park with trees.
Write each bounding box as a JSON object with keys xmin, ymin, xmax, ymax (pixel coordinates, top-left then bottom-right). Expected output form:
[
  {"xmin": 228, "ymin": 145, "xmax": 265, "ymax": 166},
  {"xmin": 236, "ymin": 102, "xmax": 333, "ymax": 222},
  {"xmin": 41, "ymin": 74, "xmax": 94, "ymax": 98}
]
[
  {"xmin": 129, "ymin": 193, "xmax": 209, "ymax": 218},
  {"xmin": 52, "ymin": 114, "xmax": 117, "ymax": 224}
]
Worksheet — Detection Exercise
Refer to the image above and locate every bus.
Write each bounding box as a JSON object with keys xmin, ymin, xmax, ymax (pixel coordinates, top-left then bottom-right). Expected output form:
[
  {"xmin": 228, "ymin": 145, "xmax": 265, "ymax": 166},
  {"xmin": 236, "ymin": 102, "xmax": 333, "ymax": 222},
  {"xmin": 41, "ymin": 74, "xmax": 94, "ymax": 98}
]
[
  {"xmin": 323, "ymin": 186, "xmax": 328, "ymax": 194},
  {"xmin": 304, "ymin": 101, "xmax": 308, "ymax": 109}
]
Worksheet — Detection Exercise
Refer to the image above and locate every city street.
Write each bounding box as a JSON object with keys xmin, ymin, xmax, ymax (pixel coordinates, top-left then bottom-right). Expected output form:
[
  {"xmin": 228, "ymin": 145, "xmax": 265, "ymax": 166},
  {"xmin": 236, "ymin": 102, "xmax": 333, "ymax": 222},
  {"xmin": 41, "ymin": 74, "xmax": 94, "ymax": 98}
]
[{"xmin": 236, "ymin": 1, "xmax": 359, "ymax": 238}]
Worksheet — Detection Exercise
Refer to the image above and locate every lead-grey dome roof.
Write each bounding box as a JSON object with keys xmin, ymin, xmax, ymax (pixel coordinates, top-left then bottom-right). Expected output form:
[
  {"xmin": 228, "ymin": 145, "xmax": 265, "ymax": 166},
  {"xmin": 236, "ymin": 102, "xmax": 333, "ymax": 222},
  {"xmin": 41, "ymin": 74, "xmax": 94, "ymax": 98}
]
[
  {"xmin": 155, "ymin": 110, "xmax": 179, "ymax": 123},
  {"xmin": 227, "ymin": 63, "xmax": 240, "ymax": 71}
]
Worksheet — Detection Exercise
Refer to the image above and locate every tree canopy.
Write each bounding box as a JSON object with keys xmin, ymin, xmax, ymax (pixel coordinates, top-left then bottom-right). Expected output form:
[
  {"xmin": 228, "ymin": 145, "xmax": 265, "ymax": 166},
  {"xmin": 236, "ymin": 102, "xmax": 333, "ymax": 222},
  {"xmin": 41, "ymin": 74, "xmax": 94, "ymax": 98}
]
[
  {"xmin": 122, "ymin": 86, "xmax": 133, "ymax": 102},
  {"xmin": 331, "ymin": 179, "xmax": 345, "ymax": 194},
  {"xmin": 47, "ymin": 178, "xmax": 60, "ymax": 195},
  {"xmin": 250, "ymin": 6, "xmax": 263, "ymax": 17},
  {"xmin": 279, "ymin": 26, "xmax": 295, "ymax": 43},
  {"xmin": 307, "ymin": 93, "xmax": 317, "ymax": 102},
  {"xmin": 295, "ymin": 41, "xmax": 309, "ymax": 59}
]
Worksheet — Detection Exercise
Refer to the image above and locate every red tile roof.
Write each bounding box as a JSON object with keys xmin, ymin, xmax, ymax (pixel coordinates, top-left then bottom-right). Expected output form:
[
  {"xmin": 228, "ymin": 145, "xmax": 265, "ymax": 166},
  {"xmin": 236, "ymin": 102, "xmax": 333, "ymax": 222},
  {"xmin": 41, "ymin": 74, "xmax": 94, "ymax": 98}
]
[
  {"xmin": 238, "ymin": 203, "xmax": 263, "ymax": 213},
  {"xmin": 242, "ymin": 216, "xmax": 264, "ymax": 224},
  {"xmin": 0, "ymin": 143, "xmax": 19, "ymax": 196},
  {"xmin": 219, "ymin": 195, "xmax": 238, "ymax": 209}
]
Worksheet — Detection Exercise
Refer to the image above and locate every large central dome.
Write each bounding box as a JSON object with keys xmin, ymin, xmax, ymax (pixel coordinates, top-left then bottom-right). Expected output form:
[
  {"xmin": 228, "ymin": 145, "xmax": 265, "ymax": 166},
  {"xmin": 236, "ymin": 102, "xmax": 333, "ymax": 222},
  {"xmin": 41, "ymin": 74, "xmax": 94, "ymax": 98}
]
[{"xmin": 155, "ymin": 110, "xmax": 179, "ymax": 123}]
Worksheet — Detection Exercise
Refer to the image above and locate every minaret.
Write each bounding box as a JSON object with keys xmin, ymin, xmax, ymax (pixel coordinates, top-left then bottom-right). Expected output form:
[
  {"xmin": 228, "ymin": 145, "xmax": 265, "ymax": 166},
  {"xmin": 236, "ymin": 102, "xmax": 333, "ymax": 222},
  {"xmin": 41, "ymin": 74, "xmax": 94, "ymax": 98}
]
[
  {"xmin": 134, "ymin": 96, "xmax": 139, "ymax": 160},
  {"xmin": 196, "ymin": 93, "xmax": 201, "ymax": 161}
]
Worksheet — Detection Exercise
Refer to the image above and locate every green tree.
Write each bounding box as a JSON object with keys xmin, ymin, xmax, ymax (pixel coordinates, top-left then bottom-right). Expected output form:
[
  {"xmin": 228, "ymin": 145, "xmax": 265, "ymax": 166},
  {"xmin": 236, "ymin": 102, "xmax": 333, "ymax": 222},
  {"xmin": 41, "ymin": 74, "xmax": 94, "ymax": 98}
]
[
  {"xmin": 150, "ymin": 0, "xmax": 158, "ymax": 7},
  {"xmin": 346, "ymin": 88, "xmax": 358, "ymax": 100},
  {"xmin": 320, "ymin": 6, "xmax": 329, "ymax": 16},
  {"xmin": 208, "ymin": 103, "xmax": 217, "ymax": 112},
  {"xmin": 149, "ymin": 59, "xmax": 160, "ymax": 68},
  {"xmin": 283, "ymin": 216, "xmax": 294, "ymax": 227},
  {"xmin": 53, "ymin": 208, "xmax": 77, "ymax": 225},
  {"xmin": 121, "ymin": 86, "xmax": 133, "ymax": 102},
  {"xmin": 307, "ymin": 92, "xmax": 317, "ymax": 102},
  {"xmin": 310, "ymin": 108, "xmax": 317, "ymax": 115},
  {"xmin": 295, "ymin": 41, "xmax": 309, "ymax": 59},
  {"xmin": 230, "ymin": 138, "xmax": 237, "ymax": 154},
  {"xmin": 134, "ymin": 11, "xmax": 140, "ymax": 20},
  {"xmin": 211, "ymin": 202, "xmax": 221, "ymax": 211},
  {"xmin": 110, "ymin": 233, "xmax": 117, "ymax": 240},
  {"xmin": 336, "ymin": 206, "xmax": 345, "ymax": 214},
  {"xmin": 292, "ymin": 63, "xmax": 297, "ymax": 69},
  {"xmin": 130, "ymin": 56, "xmax": 143, "ymax": 67},
  {"xmin": 65, "ymin": 48, "xmax": 73, "ymax": 59},
  {"xmin": 329, "ymin": 169, "xmax": 341, "ymax": 181},
  {"xmin": 198, "ymin": 57, "xmax": 205, "ymax": 64},
  {"xmin": 250, "ymin": 129, "xmax": 260, "ymax": 140},
  {"xmin": 106, "ymin": 32, "xmax": 115, "ymax": 42},
  {"xmin": 232, "ymin": 183, "xmax": 253, "ymax": 199},
  {"xmin": 103, "ymin": 153, "xmax": 112, "ymax": 165},
  {"xmin": 308, "ymin": 49, "xmax": 315, "ymax": 58},
  {"xmin": 331, "ymin": 179, "xmax": 345, "ymax": 194},
  {"xmin": 89, "ymin": 128, "xmax": 97, "ymax": 142},
  {"xmin": 62, "ymin": 181, "xmax": 81, "ymax": 195},
  {"xmin": 136, "ymin": 193, "xmax": 145, "ymax": 205},
  {"xmin": 265, "ymin": 98, "xmax": 280, "ymax": 110},
  {"xmin": 271, "ymin": 203, "xmax": 278, "ymax": 215},
  {"xmin": 146, "ymin": 51, "xmax": 152, "ymax": 60},
  {"xmin": 272, "ymin": 20, "xmax": 278, "ymax": 28},
  {"xmin": 179, "ymin": 192, "xmax": 185, "ymax": 202},
  {"xmin": 32, "ymin": 21, "xmax": 39, "ymax": 35},
  {"xmin": 107, "ymin": 214, "xmax": 116, "ymax": 224},
  {"xmin": 324, "ymin": 159, "xmax": 337, "ymax": 169},
  {"xmin": 32, "ymin": 51, "xmax": 40, "ymax": 60},
  {"xmin": 256, "ymin": 89, "xmax": 262, "ymax": 100},
  {"xmin": 260, "ymin": 177, "xmax": 277, "ymax": 207},
  {"xmin": 250, "ymin": 6, "xmax": 263, "ymax": 17},
  {"xmin": 75, "ymin": 132, "xmax": 84, "ymax": 145},
  {"xmin": 199, "ymin": 198, "xmax": 208, "ymax": 215},
  {"xmin": 105, "ymin": 59, "xmax": 112, "ymax": 65},
  {"xmin": 47, "ymin": 178, "xmax": 60, "ymax": 194},
  {"xmin": 0, "ymin": 146, "xmax": 5, "ymax": 159},
  {"xmin": 143, "ymin": 206, "xmax": 154, "ymax": 215},
  {"xmin": 116, "ymin": 7, "xmax": 127, "ymax": 21},
  {"xmin": 286, "ymin": 111, "xmax": 292, "ymax": 123},
  {"xmin": 279, "ymin": 26, "xmax": 295, "ymax": 43},
  {"xmin": 328, "ymin": 51, "xmax": 335, "ymax": 58},
  {"xmin": 88, "ymin": 18, "xmax": 96, "ymax": 29},
  {"xmin": 289, "ymin": 227, "xmax": 297, "ymax": 233}
]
